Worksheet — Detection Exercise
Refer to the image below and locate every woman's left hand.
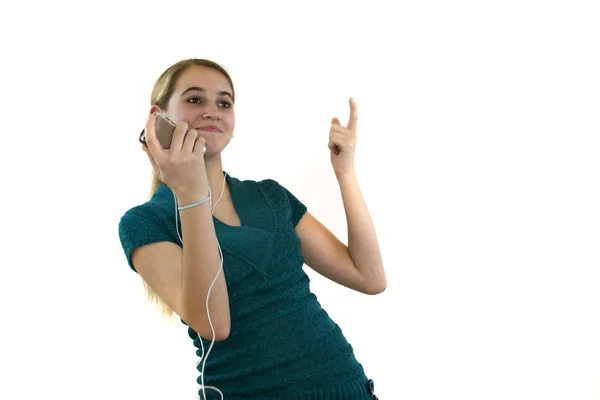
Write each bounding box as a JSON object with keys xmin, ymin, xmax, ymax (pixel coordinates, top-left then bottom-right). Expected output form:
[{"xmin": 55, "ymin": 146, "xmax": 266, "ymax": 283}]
[{"xmin": 329, "ymin": 97, "xmax": 358, "ymax": 178}]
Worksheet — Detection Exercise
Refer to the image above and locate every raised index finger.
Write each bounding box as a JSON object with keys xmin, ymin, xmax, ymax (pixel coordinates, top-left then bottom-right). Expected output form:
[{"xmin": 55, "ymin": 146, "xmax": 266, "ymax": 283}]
[{"xmin": 347, "ymin": 97, "xmax": 358, "ymax": 130}]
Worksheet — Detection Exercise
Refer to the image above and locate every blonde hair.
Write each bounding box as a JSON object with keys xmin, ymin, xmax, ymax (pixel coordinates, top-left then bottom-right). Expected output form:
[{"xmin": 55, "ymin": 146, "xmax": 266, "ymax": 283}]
[{"xmin": 142, "ymin": 58, "xmax": 235, "ymax": 318}]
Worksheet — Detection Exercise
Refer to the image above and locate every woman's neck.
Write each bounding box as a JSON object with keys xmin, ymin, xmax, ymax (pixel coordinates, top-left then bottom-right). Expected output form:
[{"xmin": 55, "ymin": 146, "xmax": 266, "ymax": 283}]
[{"xmin": 204, "ymin": 153, "xmax": 228, "ymax": 204}]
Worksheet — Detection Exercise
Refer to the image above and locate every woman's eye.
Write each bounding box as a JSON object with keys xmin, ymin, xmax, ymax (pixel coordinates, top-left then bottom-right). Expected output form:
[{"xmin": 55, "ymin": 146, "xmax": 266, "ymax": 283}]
[
  {"xmin": 187, "ymin": 97, "xmax": 202, "ymax": 104},
  {"xmin": 219, "ymin": 101, "xmax": 232, "ymax": 108}
]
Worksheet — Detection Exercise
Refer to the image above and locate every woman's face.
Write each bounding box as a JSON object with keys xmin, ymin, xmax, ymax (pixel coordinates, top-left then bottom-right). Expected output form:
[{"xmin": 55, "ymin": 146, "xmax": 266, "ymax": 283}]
[{"xmin": 163, "ymin": 65, "xmax": 235, "ymax": 155}]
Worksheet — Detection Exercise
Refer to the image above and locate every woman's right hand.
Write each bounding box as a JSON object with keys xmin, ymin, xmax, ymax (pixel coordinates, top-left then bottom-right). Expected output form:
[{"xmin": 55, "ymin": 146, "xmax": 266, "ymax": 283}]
[{"xmin": 141, "ymin": 113, "xmax": 209, "ymax": 200}]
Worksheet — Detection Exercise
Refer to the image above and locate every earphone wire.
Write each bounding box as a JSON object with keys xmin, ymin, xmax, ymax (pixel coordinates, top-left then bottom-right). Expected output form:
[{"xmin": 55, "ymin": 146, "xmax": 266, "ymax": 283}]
[{"xmin": 173, "ymin": 171, "xmax": 228, "ymax": 400}]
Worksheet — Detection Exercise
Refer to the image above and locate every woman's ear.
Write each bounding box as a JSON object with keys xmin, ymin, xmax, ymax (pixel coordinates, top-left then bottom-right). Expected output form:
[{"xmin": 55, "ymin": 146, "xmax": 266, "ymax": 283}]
[
  {"xmin": 139, "ymin": 105, "xmax": 163, "ymax": 147},
  {"xmin": 149, "ymin": 105, "xmax": 162, "ymax": 115}
]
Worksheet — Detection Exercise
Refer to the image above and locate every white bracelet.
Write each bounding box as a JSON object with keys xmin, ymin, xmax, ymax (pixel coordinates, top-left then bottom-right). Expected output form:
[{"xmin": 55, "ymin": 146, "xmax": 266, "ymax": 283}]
[{"xmin": 178, "ymin": 196, "xmax": 211, "ymax": 211}]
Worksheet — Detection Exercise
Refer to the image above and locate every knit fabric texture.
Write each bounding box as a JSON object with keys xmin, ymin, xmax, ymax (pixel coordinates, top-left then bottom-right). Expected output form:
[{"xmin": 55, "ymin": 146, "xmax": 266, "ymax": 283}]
[{"xmin": 118, "ymin": 173, "xmax": 374, "ymax": 399}]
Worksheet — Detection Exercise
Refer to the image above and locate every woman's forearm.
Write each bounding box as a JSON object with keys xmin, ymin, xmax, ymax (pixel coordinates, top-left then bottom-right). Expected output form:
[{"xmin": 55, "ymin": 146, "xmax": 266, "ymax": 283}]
[
  {"xmin": 177, "ymin": 192, "xmax": 231, "ymax": 341},
  {"xmin": 337, "ymin": 171, "xmax": 387, "ymax": 292}
]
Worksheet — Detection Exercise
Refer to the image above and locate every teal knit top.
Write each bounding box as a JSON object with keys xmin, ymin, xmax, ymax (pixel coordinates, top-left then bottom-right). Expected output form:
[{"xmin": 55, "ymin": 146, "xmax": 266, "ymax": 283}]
[{"xmin": 118, "ymin": 173, "xmax": 376, "ymax": 399}]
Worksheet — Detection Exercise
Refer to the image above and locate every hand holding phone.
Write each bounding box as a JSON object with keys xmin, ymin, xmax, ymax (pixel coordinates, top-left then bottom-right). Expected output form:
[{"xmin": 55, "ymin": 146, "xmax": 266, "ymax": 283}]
[{"xmin": 139, "ymin": 112, "xmax": 209, "ymax": 199}]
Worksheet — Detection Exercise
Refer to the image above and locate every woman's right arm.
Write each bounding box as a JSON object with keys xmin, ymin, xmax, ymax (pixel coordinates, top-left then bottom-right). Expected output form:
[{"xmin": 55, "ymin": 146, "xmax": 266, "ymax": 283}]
[
  {"xmin": 131, "ymin": 200, "xmax": 231, "ymax": 341},
  {"xmin": 131, "ymin": 113, "xmax": 231, "ymax": 341},
  {"xmin": 178, "ymin": 191, "xmax": 231, "ymax": 340}
]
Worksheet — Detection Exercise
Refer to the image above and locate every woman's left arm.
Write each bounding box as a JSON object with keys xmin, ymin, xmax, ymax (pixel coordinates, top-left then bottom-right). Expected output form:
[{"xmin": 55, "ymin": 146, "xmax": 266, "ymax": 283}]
[
  {"xmin": 295, "ymin": 98, "xmax": 387, "ymax": 295},
  {"xmin": 337, "ymin": 171, "xmax": 387, "ymax": 292}
]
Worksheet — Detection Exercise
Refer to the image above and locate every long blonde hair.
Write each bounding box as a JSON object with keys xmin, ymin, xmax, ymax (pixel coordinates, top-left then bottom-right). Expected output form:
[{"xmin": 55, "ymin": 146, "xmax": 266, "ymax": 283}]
[{"xmin": 142, "ymin": 58, "xmax": 235, "ymax": 318}]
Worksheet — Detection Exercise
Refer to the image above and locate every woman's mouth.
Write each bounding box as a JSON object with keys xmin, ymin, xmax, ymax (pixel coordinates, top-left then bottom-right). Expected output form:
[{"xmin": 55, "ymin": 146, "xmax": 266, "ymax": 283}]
[{"xmin": 197, "ymin": 125, "xmax": 222, "ymax": 133}]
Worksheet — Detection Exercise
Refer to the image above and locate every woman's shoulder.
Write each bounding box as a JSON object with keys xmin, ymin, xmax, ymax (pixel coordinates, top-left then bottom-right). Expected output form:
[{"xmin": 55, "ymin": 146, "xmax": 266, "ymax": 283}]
[
  {"xmin": 118, "ymin": 186, "xmax": 174, "ymax": 230},
  {"xmin": 118, "ymin": 201, "xmax": 169, "ymax": 235}
]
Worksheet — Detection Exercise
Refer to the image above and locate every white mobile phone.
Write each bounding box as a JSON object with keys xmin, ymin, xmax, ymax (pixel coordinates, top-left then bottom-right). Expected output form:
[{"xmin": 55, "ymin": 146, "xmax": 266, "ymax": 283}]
[
  {"xmin": 139, "ymin": 113, "xmax": 175, "ymax": 149},
  {"xmin": 139, "ymin": 113, "xmax": 206, "ymax": 153},
  {"xmin": 154, "ymin": 113, "xmax": 177, "ymax": 149}
]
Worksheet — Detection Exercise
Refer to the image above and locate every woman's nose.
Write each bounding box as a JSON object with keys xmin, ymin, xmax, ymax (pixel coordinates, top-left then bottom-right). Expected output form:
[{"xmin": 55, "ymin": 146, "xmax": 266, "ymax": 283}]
[{"xmin": 202, "ymin": 111, "xmax": 220, "ymax": 121}]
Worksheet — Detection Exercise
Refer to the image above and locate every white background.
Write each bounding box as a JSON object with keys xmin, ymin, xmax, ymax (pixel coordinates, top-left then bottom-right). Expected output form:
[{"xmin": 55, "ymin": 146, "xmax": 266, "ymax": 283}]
[{"xmin": 1, "ymin": 0, "xmax": 599, "ymax": 399}]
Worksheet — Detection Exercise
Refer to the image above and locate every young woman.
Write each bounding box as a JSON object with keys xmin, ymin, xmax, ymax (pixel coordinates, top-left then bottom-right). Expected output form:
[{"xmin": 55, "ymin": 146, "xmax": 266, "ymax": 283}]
[{"xmin": 118, "ymin": 58, "xmax": 385, "ymax": 399}]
